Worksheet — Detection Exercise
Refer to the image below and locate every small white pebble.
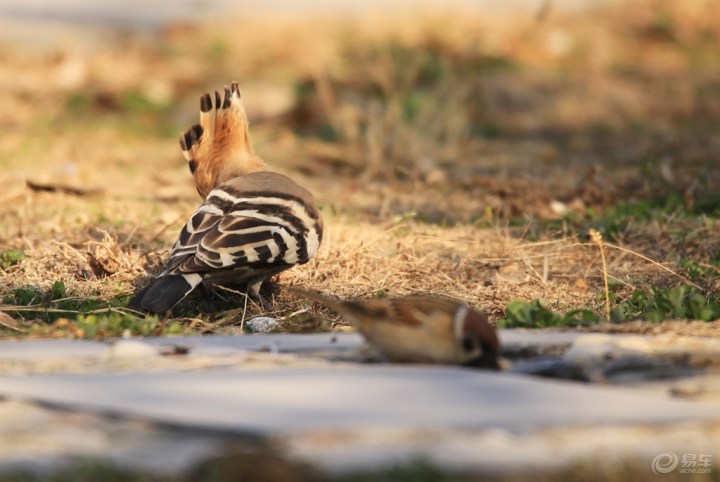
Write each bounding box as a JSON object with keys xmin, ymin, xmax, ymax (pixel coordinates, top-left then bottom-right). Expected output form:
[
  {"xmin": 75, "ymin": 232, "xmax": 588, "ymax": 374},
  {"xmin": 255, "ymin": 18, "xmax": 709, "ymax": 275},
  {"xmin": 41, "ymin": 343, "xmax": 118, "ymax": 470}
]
[
  {"xmin": 106, "ymin": 340, "xmax": 159, "ymax": 360},
  {"xmin": 549, "ymin": 200, "xmax": 569, "ymax": 215},
  {"xmin": 245, "ymin": 317, "xmax": 280, "ymax": 333}
]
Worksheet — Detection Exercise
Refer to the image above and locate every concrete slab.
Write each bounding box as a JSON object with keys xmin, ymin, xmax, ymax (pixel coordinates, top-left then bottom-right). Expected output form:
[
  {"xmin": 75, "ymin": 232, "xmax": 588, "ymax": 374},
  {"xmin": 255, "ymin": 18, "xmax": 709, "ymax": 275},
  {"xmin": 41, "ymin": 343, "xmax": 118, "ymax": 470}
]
[
  {"xmin": 0, "ymin": 400, "xmax": 226, "ymax": 475},
  {"xmin": 284, "ymin": 420, "xmax": 720, "ymax": 475},
  {"xmin": 0, "ymin": 366, "xmax": 717, "ymax": 435},
  {"xmin": 0, "ymin": 330, "xmax": 577, "ymax": 361},
  {"xmin": 141, "ymin": 332, "xmax": 364, "ymax": 356},
  {"xmin": 0, "ymin": 332, "xmax": 718, "ymax": 475},
  {"xmin": 0, "ymin": 339, "xmax": 108, "ymax": 360}
]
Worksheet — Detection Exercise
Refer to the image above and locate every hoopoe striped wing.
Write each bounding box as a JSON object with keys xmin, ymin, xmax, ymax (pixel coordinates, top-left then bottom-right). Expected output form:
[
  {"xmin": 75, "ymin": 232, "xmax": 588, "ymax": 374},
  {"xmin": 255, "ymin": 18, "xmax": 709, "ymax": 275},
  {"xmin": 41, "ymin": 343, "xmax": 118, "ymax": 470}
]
[{"xmin": 131, "ymin": 171, "xmax": 323, "ymax": 313}]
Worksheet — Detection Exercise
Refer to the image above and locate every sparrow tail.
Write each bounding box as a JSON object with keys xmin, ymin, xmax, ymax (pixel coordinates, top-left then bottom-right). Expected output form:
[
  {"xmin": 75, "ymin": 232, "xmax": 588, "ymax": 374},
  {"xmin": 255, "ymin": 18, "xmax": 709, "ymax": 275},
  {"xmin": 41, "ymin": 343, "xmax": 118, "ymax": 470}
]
[
  {"xmin": 285, "ymin": 286, "xmax": 380, "ymax": 322},
  {"xmin": 285, "ymin": 286, "xmax": 351, "ymax": 314}
]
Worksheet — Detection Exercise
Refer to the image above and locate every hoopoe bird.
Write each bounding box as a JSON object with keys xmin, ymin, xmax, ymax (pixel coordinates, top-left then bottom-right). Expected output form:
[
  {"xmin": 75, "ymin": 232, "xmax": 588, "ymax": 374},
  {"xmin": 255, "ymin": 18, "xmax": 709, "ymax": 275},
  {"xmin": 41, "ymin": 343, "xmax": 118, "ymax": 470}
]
[
  {"xmin": 130, "ymin": 82, "xmax": 323, "ymax": 313},
  {"xmin": 289, "ymin": 288, "xmax": 501, "ymax": 368}
]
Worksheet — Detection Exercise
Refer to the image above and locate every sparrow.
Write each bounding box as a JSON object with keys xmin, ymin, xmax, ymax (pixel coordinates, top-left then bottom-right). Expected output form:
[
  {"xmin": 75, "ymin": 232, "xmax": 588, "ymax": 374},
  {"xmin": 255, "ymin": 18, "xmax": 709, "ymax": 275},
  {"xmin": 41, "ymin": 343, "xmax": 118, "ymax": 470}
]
[
  {"xmin": 290, "ymin": 288, "xmax": 501, "ymax": 368},
  {"xmin": 130, "ymin": 83, "xmax": 323, "ymax": 313}
]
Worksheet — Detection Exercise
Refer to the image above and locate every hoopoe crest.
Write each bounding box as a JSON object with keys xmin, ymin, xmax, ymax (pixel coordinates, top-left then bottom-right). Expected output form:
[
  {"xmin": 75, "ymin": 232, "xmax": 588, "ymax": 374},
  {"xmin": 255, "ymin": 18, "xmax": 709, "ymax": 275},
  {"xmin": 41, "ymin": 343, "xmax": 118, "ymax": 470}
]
[{"xmin": 180, "ymin": 81, "xmax": 267, "ymax": 198}]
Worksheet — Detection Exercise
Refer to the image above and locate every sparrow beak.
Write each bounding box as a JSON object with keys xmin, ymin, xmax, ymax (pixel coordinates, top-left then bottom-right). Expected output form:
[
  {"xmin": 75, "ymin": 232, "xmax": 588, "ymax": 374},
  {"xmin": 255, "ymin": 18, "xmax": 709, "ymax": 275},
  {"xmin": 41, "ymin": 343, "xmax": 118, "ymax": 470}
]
[
  {"xmin": 461, "ymin": 308, "xmax": 502, "ymax": 369},
  {"xmin": 463, "ymin": 351, "xmax": 502, "ymax": 370}
]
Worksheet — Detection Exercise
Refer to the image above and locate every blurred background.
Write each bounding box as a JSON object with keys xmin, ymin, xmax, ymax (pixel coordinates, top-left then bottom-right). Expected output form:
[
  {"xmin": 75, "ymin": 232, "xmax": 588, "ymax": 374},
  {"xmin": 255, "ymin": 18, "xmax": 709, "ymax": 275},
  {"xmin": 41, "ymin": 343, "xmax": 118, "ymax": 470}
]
[
  {"xmin": 1, "ymin": 0, "xmax": 719, "ymax": 332},
  {"xmin": 1, "ymin": 0, "xmax": 718, "ymax": 219}
]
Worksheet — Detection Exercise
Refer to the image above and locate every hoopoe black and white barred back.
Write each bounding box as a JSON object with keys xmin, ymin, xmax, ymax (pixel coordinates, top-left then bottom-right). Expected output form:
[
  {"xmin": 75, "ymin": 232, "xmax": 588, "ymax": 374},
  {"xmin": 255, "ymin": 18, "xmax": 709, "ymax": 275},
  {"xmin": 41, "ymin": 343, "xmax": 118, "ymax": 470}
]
[{"xmin": 130, "ymin": 82, "xmax": 323, "ymax": 313}]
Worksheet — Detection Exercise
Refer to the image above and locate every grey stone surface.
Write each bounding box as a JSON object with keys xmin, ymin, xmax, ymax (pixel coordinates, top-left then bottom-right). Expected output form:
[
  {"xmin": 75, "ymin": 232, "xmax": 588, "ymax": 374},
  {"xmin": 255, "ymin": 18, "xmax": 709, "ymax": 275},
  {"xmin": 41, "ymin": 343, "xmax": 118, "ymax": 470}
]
[
  {"xmin": 0, "ymin": 339, "xmax": 108, "ymax": 360},
  {"xmin": 0, "ymin": 330, "xmax": 575, "ymax": 360},
  {"xmin": 0, "ymin": 400, "xmax": 225, "ymax": 475},
  {"xmin": 140, "ymin": 332, "xmax": 364, "ymax": 355},
  {"xmin": 0, "ymin": 366, "xmax": 717, "ymax": 434},
  {"xmin": 284, "ymin": 420, "xmax": 720, "ymax": 474},
  {"xmin": 0, "ymin": 331, "xmax": 718, "ymax": 475}
]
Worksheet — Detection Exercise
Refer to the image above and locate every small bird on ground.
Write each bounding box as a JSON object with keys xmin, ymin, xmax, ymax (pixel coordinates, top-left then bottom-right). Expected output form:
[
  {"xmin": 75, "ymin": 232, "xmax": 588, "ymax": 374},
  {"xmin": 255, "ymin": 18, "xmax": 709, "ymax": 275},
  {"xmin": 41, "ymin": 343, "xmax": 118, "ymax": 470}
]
[
  {"xmin": 130, "ymin": 83, "xmax": 323, "ymax": 313},
  {"xmin": 289, "ymin": 288, "xmax": 501, "ymax": 368}
]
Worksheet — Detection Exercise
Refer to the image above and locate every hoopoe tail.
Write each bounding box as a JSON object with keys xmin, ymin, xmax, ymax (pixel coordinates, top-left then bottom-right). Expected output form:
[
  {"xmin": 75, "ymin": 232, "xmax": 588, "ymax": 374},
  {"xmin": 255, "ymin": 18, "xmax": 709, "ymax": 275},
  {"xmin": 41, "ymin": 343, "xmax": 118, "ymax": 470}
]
[{"xmin": 129, "ymin": 273, "xmax": 203, "ymax": 314}]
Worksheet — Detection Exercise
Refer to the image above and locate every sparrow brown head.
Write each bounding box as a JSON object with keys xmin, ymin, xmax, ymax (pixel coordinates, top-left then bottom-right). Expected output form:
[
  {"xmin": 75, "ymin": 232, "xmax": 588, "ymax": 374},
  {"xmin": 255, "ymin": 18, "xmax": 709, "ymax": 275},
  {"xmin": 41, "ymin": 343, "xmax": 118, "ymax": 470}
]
[{"xmin": 290, "ymin": 288, "xmax": 501, "ymax": 369}]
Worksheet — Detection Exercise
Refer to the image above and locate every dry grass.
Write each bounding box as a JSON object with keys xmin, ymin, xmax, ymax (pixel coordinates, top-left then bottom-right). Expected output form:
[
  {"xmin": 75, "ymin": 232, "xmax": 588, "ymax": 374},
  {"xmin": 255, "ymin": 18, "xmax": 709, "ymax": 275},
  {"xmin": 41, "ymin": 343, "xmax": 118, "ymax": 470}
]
[{"xmin": 1, "ymin": 0, "xmax": 720, "ymax": 337}]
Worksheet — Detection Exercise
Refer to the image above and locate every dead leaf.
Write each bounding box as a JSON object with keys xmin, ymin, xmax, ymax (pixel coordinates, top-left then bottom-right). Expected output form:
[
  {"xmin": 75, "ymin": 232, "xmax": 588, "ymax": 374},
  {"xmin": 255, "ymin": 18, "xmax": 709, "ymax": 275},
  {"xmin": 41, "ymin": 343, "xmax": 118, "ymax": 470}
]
[
  {"xmin": 26, "ymin": 180, "xmax": 103, "ymax": 196},
  {"xmin": 493, "ymin": 261, "xmax": 531, "ymax": 284},
  {"xmin": 86, "ymin": 252, "xmax": 114, "ymax": 279},
  {"xmin": 0, "ymin": 312, "xmax": 27, "ymax": 333}
]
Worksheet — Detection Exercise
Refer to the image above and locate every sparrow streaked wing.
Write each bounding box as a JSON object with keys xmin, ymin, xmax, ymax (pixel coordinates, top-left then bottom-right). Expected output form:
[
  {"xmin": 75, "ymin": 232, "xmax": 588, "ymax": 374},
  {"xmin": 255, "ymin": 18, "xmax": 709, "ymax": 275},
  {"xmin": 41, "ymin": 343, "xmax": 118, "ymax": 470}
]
[{"xmin": 289, "ymin": 288, "xmax": 500, "ymax": 368}]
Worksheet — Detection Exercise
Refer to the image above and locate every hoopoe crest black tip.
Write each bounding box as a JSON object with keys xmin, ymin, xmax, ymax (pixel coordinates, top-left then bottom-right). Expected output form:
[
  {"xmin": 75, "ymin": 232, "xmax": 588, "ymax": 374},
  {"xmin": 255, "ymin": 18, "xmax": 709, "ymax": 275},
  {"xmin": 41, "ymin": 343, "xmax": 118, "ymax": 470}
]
[
  {"xmin": 222, "ymin": 87, "xmax": 232, "ymax": 108},
  {"xmin": 200, "ymin": 93, "xmax": 213, "ymax": 113}
]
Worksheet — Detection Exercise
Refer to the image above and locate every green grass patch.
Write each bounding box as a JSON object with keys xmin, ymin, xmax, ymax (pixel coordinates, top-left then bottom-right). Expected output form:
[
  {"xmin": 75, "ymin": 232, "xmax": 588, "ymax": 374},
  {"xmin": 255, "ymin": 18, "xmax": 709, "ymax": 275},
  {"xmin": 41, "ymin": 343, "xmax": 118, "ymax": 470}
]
[
  {"xmin": 611, "ymin": 285, "xmax": 720, "ymax": 323},
  {"xmin": 0, "ymin": 281, "xmax": 186, "ymax": 339},
  {"xmin": 584, "ymin": 194, "xmax": 689, "ymax": 241},
  {"xmin": 533, "ymin": 192, "xmax": 720, "ymax": 244},
  {"xmin": 498, "ymin": 300, "xmax": 602, "ymax": 328},
  {"xmin": 0, "ymin": 249, "xmax": 25, "ymax": 269},
  {"xmin": 499, "ymin": 284, "xmax": 720, "ymax": 328},
  {"xmin": 2, "ymin": 281, "xmax": 128, "ymax": 317},
  {"xmin": 331, "ymin": 457, "xmax": 452, "ymax": 482},
  {"xmin": 62, "ymin": 89, "xmax": 179, "ymax": 139},
  {"xmin": 677, "ymin": 257, "xmax": 720, "ymax": 282}
]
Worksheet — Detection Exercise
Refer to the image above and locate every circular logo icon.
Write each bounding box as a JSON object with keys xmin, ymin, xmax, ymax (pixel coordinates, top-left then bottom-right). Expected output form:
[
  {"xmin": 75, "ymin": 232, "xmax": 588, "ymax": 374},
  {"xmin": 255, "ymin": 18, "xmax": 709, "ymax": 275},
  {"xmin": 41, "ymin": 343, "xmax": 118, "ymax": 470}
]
[{"xmin": 652, "ymin": 452, "xmax": 679, "ymax": 475}]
